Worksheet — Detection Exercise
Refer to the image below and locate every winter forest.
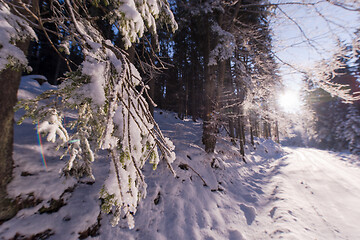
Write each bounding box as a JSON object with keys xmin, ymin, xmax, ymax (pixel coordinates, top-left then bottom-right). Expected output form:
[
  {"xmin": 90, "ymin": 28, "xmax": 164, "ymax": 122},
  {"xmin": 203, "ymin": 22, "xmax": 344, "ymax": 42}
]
[{"xmin": 0, "ymin": 0, "xmax": 360, "ymax": 239}]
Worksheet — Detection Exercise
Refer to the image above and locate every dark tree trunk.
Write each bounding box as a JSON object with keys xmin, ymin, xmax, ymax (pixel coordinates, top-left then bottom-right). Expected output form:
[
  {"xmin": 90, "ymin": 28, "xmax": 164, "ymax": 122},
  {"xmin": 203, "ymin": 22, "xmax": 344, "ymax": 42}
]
[
  {"xmin": 250, "ymin": 126, "xmax": 255, "ymax": 147},
  {"xmin": 0, "ymin": 39, "xmax": 30, "ymax": 221},
  {"xmin": 238, "ymin": 118, "xmax": 245, "ymax": 156},
  {"xmin": 263, "ymin": 121, "xmax": 267, "ymax": 139},
  {"xmin": 149, "ymin": 74, "xmax": 155, "ymax": 116},
  {"xmin": 191, "ymin": 74, "xmax": 197, "ymax": 122},
  {"xmin": 254, "ymin": 118, "xmax": 259, "ymax": 138},
  {"xmin": 53, "ymin": 55, "xmax": 63, "ymax": 84},
  {"xmin": 0, "ymin": 0, "xmax": 35, "ymax": 221},
  {"xmin": 177, "ymin": 93, "xmax": 184, "ymax": 120},
  {"xmin": 190, "ymin": 41, "xmax": 199, "ymax": 122},
  {"xmin": 229, "ymin": 118, "xmax": 235, "ymax": 141},
  {"xmin": 241, "ymin": 117, "xmax": 246, "ymax": 145},
  {"xmin": 263, "ymin": 120, "xmax": 272, "ymax": 139},
  {"xmin": 202, "ymin": 17, "xmax": 217, "ymax": 153},
  {"xmin": 275, "ymin": 120, "xmax": 280, "ymax": 143},
  {"xmin": 237, "ymin": 115, "xmax": 246, "ymax": 163},
  {"xmin": 148, "ymin": 37, "xmax": 156, "ymax": 116},
  {"xmin": 185, "ymin": 74, "xmax": 189, "ymax": 117}
]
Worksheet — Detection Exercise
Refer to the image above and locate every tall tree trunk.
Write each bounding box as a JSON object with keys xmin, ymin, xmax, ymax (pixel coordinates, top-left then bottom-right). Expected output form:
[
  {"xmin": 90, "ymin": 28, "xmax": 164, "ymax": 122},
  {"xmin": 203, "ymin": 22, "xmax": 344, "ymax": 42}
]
[
  {"xmin": 202, "ymin": 17, "xmax": 217, "ymax": 153},
  {"xmin": 255, "ymin": 118, "xmax": 259, "ymax": 138},
  {"xmin": 0, "ymin": 0, "xmax": 35, "ymax": 221},
  {"xmin": 238, "ymin": 117, "xmax": 246, "ymax": 162},
  {"xmin": 241, "ymin": 116, "xmax": 246, "ymax": 145},
  {"xmin": 229, "ymin": 118, "xmax": 235, "ymax": 143},
  {"xmin": 148, "ymin": 72, "xmax": 155, "ymax": 116},
  {"xmin": 263, "ymin": 120, "xmax": 272, "ymax": 139},
  {"xmin": 148, "ymin": 37, "xmax": 156, "ymax": 116},
  {"xmin": 250, "ymin": 125, "xmax": 255, "ymax": 147},
  {"xmin": 268, "ymin": 122, "xmax": 272, "ymax": 139},
  {"xmin": 263, "ymin": 121, "xmax": 268, "ymax": 139},
  {"xmin": 177, "ymin": 91, "xmax": 184, "ymax": 120},
  {"xmin": 191, "ymin": 73, "xmax": 197, "ymax": 122},
  {"xmin": 0, "ymin": 40, "xmax": 30, "ymax": 221},
  {"xmin": 185, "ymin": 74, "xmax": 189, "ymax": 117},
  {"xmin": 53, "ymin": 55, "xmax": 62, "ymax": 84},
  {"xmin": 217, "ymin": 60, "xmax": 226, "ymax": 99},
  {"xmin": 190, "ymin": 34, "xmax": 199, "ymax": 122},
  {"xmin": 275, "ymin": 120, "xmax": 280, "ymax": 143},
  {"xmin": 237, "ymin": 108, "xmax": 247, "ymax": 163}
]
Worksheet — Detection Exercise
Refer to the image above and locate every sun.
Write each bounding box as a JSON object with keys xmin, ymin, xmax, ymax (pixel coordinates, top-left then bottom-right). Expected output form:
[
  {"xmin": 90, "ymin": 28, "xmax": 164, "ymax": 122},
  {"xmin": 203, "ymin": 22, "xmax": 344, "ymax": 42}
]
[{"xmin": 277, "ymin": 90, "xmax": 302, "ymax": 113}]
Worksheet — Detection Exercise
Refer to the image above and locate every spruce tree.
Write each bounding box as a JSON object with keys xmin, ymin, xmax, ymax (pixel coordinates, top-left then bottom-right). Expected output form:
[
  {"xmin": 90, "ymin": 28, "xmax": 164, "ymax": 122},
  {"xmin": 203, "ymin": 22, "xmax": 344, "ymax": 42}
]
[
  {"xmin": 344, "ymin": 105, "xmax": 360, "ymax": 154},
  {"xmin": 1, "ymin": 0, "xmax": 177, "ymax": 228}
]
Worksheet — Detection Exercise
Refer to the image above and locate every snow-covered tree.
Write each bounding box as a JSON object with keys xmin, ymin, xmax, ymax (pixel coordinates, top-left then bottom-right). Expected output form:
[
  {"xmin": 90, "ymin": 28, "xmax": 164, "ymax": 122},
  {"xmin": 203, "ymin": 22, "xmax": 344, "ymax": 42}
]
[
  {"xmin": 343, "ymin": 105, "xmax": 360, "ymax": 154},
  {"xmin": 163, "ymin": 0, "xmax": 360, "ymax": 155},
  {"xmin": 1, "ymin": 0, "xmax": 177, "ymax": 228},
  {"xmin": 177, "ymin": 0, "xmax": 279, "ymax": 154}
]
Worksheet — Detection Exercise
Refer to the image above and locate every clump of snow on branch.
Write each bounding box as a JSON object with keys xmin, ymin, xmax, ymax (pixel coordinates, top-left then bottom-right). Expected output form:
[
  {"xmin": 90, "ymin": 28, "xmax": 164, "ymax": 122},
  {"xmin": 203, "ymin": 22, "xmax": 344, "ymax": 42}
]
[
  {"xmin": 209, "ymin": 22, "xmax": 235, "ymax": 66},
  {"xmin": 0, "ymin": 3, "xmax": 36, "ymax": 72},
  {"xmin": 109, "ymin": 0, "xmax": 177, "ymax": 49},
  {"xmin": 80, "ymin": 56, "xmax": 108, "ymax": 106},
  {"xmin": 37, "ymin": 109, "xmax": 69, "ymax": 143}
]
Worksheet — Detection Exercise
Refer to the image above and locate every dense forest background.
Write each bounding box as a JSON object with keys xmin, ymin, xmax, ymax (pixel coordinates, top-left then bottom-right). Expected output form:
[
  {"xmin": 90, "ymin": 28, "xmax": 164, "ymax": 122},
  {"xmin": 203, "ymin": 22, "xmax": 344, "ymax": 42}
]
[{"xmin": 26, "ymin": 0, "xmax": 360, "ymax": 155}]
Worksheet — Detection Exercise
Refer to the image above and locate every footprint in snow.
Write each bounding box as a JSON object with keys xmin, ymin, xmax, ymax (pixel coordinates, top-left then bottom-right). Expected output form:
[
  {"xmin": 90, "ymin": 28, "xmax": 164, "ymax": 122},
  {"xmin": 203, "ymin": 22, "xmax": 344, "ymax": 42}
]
[
  {"xmin": 269, "ymin": 206, "xmax": 277, "ymax": 218},
  {"xmin": 228, "ymin": 230, "xmax": 245, "ymax": 240},
  {"xmin": 240, "ymin": 203, "xmax": 256, "ymax": 225}
]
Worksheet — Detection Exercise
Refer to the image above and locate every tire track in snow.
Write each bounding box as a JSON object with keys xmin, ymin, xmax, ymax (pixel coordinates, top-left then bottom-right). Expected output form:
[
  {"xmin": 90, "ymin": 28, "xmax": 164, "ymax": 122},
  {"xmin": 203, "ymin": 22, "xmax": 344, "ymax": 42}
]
[
  {"xmin": 291, "ymin": 150, "xmax": 340, "ymax": 238},
  {"xmin": 277, "ymin": 148, "xmax": 360, "ymax": 239},
  {"xmin": 245, "ymin": 147, "xmax": 360, "ymax": 240}
]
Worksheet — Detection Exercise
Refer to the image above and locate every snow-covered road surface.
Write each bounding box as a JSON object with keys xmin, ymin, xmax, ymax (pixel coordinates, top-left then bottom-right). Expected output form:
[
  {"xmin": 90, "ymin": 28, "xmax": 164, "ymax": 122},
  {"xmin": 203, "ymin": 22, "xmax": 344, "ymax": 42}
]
[{"xmin": 245, "ymin": 147, "xmax": 360, "ymax": 240}]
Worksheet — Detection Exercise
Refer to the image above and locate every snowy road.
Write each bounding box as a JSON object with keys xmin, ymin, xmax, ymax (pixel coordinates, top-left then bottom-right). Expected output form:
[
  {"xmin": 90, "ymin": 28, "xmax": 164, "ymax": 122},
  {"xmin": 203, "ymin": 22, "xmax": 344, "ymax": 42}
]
[{"xmin": 247, "ymin": 147, "xmax": 360, "ymax": 240}]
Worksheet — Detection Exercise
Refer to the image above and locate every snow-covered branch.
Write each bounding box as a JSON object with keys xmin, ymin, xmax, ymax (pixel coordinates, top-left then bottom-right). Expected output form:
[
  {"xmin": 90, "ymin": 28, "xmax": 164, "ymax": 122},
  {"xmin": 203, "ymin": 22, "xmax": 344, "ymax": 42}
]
[{"xmin": 9, "ymin": 0, "xmax": 178, "ymax": 229}]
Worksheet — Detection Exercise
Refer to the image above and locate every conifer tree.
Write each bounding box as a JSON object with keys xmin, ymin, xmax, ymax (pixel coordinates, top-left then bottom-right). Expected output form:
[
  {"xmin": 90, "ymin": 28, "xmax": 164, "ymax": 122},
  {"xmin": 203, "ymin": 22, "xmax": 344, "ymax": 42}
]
[
  {"xmin": 1, "ymin": 0, "xmax": 177, "ymax": 228},
  {"xmin": 343, "ymin": 105, "xmax": 360, "ymax": 154}
]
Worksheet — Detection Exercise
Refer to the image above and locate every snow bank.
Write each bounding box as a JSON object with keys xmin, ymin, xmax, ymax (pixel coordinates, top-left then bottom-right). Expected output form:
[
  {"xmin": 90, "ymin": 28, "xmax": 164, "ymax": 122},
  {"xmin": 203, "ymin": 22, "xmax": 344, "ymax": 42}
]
[{"xmin": 17, "ymin": 75, "xmax": 55, "ymax": 100}]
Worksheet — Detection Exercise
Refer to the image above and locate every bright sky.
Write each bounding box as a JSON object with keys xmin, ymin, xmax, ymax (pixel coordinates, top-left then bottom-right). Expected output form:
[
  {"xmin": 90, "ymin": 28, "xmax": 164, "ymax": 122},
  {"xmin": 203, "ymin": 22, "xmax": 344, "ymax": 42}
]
[
  {"xmin": 277, "ymin": 89, "xmax": 303, "ymax": 113},
  {"xmin": 271, "ymin": 0, "xmax": 359, "ymax": 87},
  {"xmin": 270, "ymin": 1, "xmax": 359, "ymax": 113}
]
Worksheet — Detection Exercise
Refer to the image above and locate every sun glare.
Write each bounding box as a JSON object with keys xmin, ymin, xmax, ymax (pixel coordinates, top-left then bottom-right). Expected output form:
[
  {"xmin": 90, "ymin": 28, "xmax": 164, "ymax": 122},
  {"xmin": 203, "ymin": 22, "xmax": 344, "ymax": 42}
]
[{"xmin": 277, "ymin": 90, "xmax": 302, "ymax": 113}]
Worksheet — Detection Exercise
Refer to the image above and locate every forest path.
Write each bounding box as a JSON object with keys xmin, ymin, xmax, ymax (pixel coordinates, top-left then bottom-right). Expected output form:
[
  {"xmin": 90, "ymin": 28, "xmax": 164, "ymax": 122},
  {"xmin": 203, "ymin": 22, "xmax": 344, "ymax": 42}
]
[{"xmin": 247, "ymin": 147, "xmax": 360, "ymax": 239}]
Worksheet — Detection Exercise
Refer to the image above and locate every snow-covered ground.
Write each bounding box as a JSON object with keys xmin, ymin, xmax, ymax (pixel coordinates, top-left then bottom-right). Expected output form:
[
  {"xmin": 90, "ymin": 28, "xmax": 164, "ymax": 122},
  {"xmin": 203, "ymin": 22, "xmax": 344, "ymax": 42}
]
[{"xmin": 0, "ymin": 77, "xmax": 359, "ymax": 239}]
